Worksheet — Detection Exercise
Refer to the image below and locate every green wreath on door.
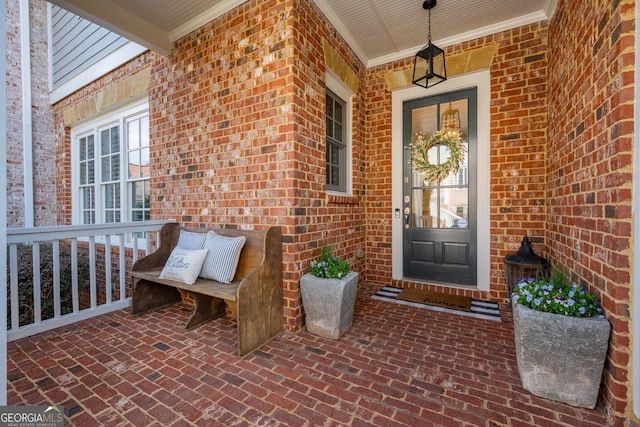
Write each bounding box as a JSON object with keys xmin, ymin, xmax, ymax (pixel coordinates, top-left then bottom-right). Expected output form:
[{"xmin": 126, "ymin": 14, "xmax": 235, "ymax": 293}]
[{"xmin": 410, "ymin": 130, "xmax": 466, "ymax": 183}]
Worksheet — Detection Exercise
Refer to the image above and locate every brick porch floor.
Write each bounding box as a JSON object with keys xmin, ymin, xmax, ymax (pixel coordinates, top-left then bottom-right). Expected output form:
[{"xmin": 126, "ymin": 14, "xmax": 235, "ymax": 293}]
[{"xmin": 7, "ymin": 282, "xmax": 609, "ymax": 426}]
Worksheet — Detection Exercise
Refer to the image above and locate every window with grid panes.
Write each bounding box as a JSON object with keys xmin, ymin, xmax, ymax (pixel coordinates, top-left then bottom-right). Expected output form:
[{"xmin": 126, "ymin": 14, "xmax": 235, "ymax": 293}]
[
  {"xmin": 73, "ymin": 101, "xmax": 150, "ymax": 226},
  {"xmin": 326, "ymin": 89, "xmax": 346, "ymax": 192}
]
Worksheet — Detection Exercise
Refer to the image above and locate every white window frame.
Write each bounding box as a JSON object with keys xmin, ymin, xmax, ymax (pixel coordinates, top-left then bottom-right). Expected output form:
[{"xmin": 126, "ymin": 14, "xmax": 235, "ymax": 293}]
[
  {"xmin": 326, "ymin": 69, "xmax": 354, "ymax": 196},
  {"xmin": 71, "ymin": 99, "xmax": 150, "ymax": 231}
]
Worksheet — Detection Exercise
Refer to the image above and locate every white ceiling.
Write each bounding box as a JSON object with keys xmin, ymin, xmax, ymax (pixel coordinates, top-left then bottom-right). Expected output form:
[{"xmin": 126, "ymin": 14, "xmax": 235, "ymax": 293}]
[{"xmin": 49, "ymin": 0, "xmax": 558, "ymax": 68}]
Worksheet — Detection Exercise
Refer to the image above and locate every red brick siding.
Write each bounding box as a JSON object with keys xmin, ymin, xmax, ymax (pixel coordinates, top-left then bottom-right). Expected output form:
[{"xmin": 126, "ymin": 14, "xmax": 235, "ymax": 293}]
[
  {"xmin": 363, "ymin": 61, "xmax": 397, "ymax": 287},
  {"xmin": 291, "ymin": 0, "xmax": 367, "ymax": 330},
  {"xmin": 547, "ymin": 0, "xmax": 634, "ymax": 423},
  {"xmin": 488, "ymin": 24, "xmax": 549, "ymax": 301},
  {"xmin": 6, "ymin": 0, "xmax": 24, "ymax": 227},
  {"xmin": 148, "ymin": 0, "xmax": 366, "ymax": 332}
]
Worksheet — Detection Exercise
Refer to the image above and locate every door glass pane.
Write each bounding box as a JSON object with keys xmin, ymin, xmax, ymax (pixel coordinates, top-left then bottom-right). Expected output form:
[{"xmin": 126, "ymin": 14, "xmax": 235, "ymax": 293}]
[
  {"xmin": 410, "ymin": 99, "xmax": 469, "ymax": 229},
  {"xmin": 410, "ymin": 188, "xmax": 468, "ymax": 229},
  {"xmin": 440, "ymin": 187, "xmax": 469, "ymax": 228},
  {"xmin": 411, "ymin": 188, "xmax": 437, "ymax": 227}
]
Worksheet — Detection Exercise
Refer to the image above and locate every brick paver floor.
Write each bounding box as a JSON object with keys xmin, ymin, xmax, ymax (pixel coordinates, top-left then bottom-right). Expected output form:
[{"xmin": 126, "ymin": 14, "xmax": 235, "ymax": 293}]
[{"xmin": 7, "ymin": 282, "xmax": 609, "ymax": 426}]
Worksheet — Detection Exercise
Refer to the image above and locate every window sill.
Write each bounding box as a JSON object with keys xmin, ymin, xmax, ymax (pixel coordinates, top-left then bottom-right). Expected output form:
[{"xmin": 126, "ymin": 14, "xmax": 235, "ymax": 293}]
[{"xmin": 327, "ymin": 193, "xmax": 358, "ymax": 205}]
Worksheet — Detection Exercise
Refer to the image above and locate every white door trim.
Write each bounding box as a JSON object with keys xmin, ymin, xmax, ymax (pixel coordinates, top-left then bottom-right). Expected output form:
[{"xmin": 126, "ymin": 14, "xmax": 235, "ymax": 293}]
[{"xmin": 391, "ymin": 70, "xmax": 491, "ymax": 291}]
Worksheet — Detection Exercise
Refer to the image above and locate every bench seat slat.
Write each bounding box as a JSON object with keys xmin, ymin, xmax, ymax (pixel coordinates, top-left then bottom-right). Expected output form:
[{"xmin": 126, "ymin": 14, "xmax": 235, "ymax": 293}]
[{"xmin": 131, "ymin": 268, "xmax": 239, "ymax": 301}]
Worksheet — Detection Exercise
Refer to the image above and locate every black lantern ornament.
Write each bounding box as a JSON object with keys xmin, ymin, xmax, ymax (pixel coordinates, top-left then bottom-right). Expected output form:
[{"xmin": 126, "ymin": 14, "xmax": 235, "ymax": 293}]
[
  {"xmin": 503, "ymin": 236, "xmax": 551, "ymax": 297},
  {"xmin": 412, "ymin": 0, "xmax": 447, "ymax": 89}
]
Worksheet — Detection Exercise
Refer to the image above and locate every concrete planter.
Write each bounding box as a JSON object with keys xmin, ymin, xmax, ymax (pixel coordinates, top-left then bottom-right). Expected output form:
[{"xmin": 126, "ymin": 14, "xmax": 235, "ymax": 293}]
[
  {"xmin": 300, "ymin": 271, "xmax": 358, "ymax": 340},
  {"xmin": 512, "ymin": 301, "xmax": 610, "ymax": 408}
]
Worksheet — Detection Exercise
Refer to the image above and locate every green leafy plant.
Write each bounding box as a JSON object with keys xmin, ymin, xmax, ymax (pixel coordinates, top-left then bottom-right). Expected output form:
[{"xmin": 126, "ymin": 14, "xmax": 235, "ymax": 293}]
[
  {"xmin": 309, "ymin": 246, "xmax": 350, "ymax": 279},
  {"xmin": 511, "ymin": 268, "xmax": 603, "ymax": 317}
]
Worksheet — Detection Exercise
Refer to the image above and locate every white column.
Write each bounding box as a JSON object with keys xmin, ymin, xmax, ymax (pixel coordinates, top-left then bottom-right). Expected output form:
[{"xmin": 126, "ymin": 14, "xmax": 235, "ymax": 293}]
[{"xmin": 1, "ymin": 0, "xmax": 9, "ymax": 406}]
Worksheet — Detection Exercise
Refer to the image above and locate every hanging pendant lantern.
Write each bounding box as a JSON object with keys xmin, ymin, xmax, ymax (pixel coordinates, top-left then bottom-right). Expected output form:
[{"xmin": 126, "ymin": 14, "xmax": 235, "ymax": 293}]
[
  {"xmin": 441, "ymin": 102, "xmax": 461, "ymax": 137},
  {"xmin": 412, "ymin": 0, "xmax": 447, "ymax": 89}
]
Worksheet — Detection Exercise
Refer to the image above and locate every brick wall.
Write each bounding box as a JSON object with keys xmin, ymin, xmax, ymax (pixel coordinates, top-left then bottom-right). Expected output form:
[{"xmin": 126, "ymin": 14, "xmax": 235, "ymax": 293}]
[
  {"xmin": 547, "ymin": 0, "xmax": 634, "ymax": 424},
  {"xmin": 5, "ymin": 0, "xmax": 55, "ymax": 227},
  {"xmin": 29, "ymin": 0, "xmax": 56, "ymax": 226},
  {"xmin": 291, "ymin": 1, "xmax": 367, "ymax": 330},
  {"xmin": 6, "ymin": 0, "xmax": 23, "ymax": 227},
  {"xmin": 148, "ymin": 0, "xmax": 366, "ymax": 332}
]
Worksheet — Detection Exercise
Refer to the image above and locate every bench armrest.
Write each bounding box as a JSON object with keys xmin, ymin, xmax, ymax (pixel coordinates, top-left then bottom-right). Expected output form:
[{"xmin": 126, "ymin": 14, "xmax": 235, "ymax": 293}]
[
  {"xmin": 132, "ymin": 222, "xmax": 181, "ymax": 271},
  {"xmin": 235, "ymin": 226, "xmax": 283, "ymax": 356}
]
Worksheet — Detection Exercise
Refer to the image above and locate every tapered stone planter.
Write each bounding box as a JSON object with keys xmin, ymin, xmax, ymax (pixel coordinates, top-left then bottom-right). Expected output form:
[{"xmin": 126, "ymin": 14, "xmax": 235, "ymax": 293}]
[
  {"xmin": 512, "ymin": 301, "xmax": 610, "ymax": 408},
  {"xmin": 300, "ymin": 271, "xmax": 358, "ymax": 339}
]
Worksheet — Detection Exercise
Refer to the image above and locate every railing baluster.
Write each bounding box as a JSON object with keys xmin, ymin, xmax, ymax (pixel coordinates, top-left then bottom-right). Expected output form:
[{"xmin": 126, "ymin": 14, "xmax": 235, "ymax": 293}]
[
  {"xmin": 145, "ymin": 231, "xmax": 151, "ymax": 255},
  {"xmin": 71, "ymin": 239, "xmax": 79, "ymax": 314},
  {"xmin": 105, "ymin": 235, "xmax": 112, "ymax": 305},
  {"xmin": 10, "ymin": 244, "xmax": 19, "ymax": 331},
  {"xmin": 132, "ymin": 233, "xmax": 139, "ymax": 263},
  {"xmin": 53, "ymin": 240, "xmax": 61, "ymax": 319},
  {"xmin": 89, "ymin": 236, "xmax": 96, "ymax": 309},
  {"xmin": 119, "ymin": 234, "xmax": 126, "ymax": 301},
  {"xmin": 33, "ymin": 242, "xmax": 41, "ymax": 324}
]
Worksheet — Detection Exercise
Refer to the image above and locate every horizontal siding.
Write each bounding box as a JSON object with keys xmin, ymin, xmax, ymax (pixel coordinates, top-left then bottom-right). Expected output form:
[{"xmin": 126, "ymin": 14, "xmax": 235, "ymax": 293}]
[{"xmin": 51, "ymin": 5, "xmax": 128, "ymax": 88}]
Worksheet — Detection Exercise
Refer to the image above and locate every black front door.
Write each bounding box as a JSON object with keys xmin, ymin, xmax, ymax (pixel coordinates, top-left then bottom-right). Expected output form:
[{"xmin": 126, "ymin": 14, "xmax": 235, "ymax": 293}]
[{"xmin": 402, "ymin": 88, "xmax": 477, "ymax": 285}]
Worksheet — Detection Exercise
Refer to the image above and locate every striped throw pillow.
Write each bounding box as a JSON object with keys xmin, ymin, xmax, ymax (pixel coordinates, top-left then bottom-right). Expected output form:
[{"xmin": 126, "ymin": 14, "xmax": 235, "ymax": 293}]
[
  {"xmin": 177, "ymin": 230, "xmax": 207, "ymax": 250},
  {"xmin": 199, "ymin": 231, "xmax": 246, "ymax": 283}
]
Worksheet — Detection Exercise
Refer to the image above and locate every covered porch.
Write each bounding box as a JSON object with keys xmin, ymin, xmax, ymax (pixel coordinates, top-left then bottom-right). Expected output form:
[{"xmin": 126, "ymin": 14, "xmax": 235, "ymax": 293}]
[
  {"xmin": 2, "ymin": 0, "xmax": 636, "ymax": 424},
  {"xmin": 8, "ymin": 282, "xmax": 606, "ymax": 426}
]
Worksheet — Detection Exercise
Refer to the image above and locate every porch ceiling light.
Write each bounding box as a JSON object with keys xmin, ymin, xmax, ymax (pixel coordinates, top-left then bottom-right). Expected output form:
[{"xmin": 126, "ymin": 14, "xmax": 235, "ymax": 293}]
[{"xmin": 412, "ymin": 0, "xmax": 447, "ymax": 89}]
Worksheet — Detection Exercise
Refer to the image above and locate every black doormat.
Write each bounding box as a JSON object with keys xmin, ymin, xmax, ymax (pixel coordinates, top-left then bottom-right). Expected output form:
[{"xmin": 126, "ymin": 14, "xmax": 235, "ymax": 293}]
[{"xmin": 372, "ymin": 286, "xmax": 501, "ymax": 322}]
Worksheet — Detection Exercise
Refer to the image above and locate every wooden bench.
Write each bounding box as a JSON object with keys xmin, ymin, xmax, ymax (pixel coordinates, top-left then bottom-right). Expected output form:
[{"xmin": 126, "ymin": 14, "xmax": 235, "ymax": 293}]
[{"xmin": 131, "ymin": 222, "xmax": 283, "ymax": 357}]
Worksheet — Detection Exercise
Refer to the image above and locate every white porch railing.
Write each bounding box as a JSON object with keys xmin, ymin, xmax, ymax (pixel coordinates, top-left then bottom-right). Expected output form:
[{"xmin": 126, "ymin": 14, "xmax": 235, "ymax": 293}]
[{"xmin": 6, "ymin": 220, "xmax": 174, "ymax": 341}]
